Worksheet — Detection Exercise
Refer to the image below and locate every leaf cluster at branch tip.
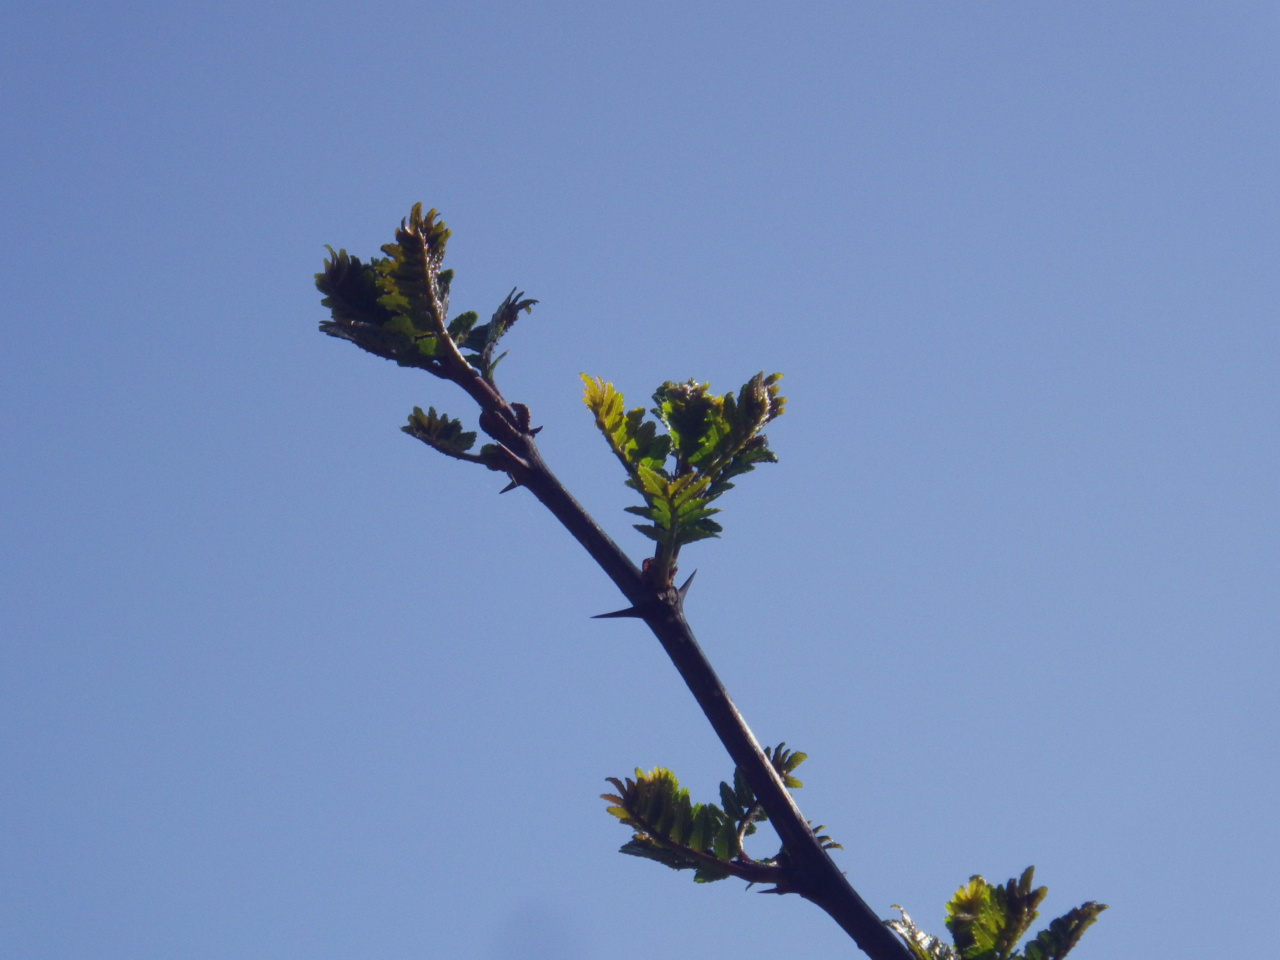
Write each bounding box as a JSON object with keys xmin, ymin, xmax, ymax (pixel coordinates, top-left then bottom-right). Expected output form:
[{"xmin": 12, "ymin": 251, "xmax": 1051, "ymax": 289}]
[
  {"xmin": 316, "ymin": 204, "xmax": 539, "ymax": 470},
  {"xmin": 888, "ymin": 867, "xmax": 1108, "ymax": 960},
  {"xmin": 316, "ymin": 204, "xmax": 536, "ymax": 384},
  {"xmin": 581, "ymin": 373, "xmax": 785, "ymax": 571}
]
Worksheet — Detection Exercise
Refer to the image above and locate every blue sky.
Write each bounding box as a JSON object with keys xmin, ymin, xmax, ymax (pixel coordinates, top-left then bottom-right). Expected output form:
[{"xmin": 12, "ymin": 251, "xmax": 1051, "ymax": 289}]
[{"xmin": 3, "ymin": 3, "xmax": 1276, "ymax": 958}]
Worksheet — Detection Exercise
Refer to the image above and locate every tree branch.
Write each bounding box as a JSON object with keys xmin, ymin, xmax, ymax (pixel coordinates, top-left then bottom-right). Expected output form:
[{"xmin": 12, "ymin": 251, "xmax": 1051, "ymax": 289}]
[
  {"xmin": 316, "ymin": 211, "xmax": 913, "ymax": 958},
  {"xmin": 318, "ymin": 206, "xmax": 1106, "ymax": 960},
  {"xmin": 498, "ymin": 430, "xmax": 913, "ymax": 960}
]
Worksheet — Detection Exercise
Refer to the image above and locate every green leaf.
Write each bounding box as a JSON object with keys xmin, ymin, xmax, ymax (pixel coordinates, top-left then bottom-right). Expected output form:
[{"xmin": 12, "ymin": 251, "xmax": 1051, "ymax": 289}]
[
  {"xmin": 652, "ymin": 379, "xmax": 723, "ymax": 465},
  {"xmin": 461, "ymin": 288, "xmax": 538, "ymax": 380},
  {"xmin": 1021, "ymin": 902, "xmax": 1109, "ymax": 960},
  {"xmin": 447, "ymin": 310, "xmax": 480, "ymax": 342},
  {"xmin": 673, "ymin": 525, "xmax": 720, "ymax": 546},
  {"xmin": 316, "ymin": 247, "xmax": 394, "ymax": 330},
  {"xmin": 718, "ymin": 781, "xmax": 743, "ymax": 821},
  {"xmin": 733, "ymin": 767, "xmax": 755, "ymax": 810},
  {"xmin": 401, "ymin": 406, "xmax": 478, "ymax": 459},
  {"xmin": 711, "ymin": 818, "xmax": 734, "ymax": 861},
  {"xmin": 991, "ymin": 867, "xmax": 1048, "ymax": 958},
  {"xmin": 762, "ymin": 743, "xmax": 807, "ymax": 789},
  {"xmin": 692, "ymin": 862, "xmax": 732, "ymax": 883},
  {"xmin": 896, "ymin": 871, "xmax": 1104, "ymax": 960},
  {"xmin": 316, "ymin": 247, "xmax": 429, "ymax": 364},
  {"xmin": 317, "ymin": 206, "xmax": 470, "ymax": 373},
  {"xmin": 581, "ymin": 376, "xmax": 673, "ymax": 480},
  {"xmin": 583, "ymin": 373, "xmax": 785, "ymax": 559},
  {"xmin": 375, "ymin": 203, "xmax": 452, "ymax": 338},
  {"xmin": 687, "ymin": 804, "xmax": 715, "ymax": 854},
  {"xmin": 600, "ymin": 766, "xmax": 778, "ymax": 886},
  {"xmin": 943, "ymin": 868, "xmax": 1054, "ymax": 960},
  {"xmin": 946, "ymin": 876, "xmax": 1005, "ymax": 959},
  {"xmin": 635, "ymin": 462, "xmax": 669, "ymax": 498}
]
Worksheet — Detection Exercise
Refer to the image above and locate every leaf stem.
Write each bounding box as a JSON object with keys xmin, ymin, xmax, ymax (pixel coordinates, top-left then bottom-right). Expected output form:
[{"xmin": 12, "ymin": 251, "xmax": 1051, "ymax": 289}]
[{"xmin": 736, "ymin": 802, "xmax": 765, "ymax": 856}]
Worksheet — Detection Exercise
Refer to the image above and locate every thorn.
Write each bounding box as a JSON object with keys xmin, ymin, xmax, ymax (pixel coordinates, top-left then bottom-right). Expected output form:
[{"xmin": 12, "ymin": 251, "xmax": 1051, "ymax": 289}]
[
  {"xmin": 592, "ymin": 606, "xmax": 644, "ymax": 620},
  {"xmin": 498, "ymin": 478, "xmax": 519, "ymax": 494},
  {"xmin": 678, "ymin": 570, "xmax": 697, "ymax": 599}
]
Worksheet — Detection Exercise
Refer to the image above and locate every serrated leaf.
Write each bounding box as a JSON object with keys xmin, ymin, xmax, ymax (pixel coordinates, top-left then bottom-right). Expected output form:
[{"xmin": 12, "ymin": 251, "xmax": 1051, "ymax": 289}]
[
  {"xmin": 1021, "ymin": 902, "xmax": 1108, "ymax": 960},
  {"xmin": 673, "ymin": 525, "xmax": 721, "ymax": 546},
  {"xmin": 602, "ymin": 766, "xmax": 778, "ymax": 887},
  {"xmin": 712, "ymin": 819, "xmax": 737, "ymax": 861},
  {"xmin": 899, "ymin": 871, "xmax": 1103, "ymax": 960},
  {"xmin": 693, "ymin": 862, "xmax": 731, "ymax": 883},
  {"xmin": 447, "ymin": 310, "xmax": 479, "ymax": 342},
  {"xmin": 686, "ymin": 805, "xmax": 714, "ymax": 854},
  {"xmin": 718, "ymin": 781, "xmax": 743, "ymax": 821},
  {"xmin": 460, "ymin": 288, "xmax": 537, "ymax": 380},
  {"xmin": 788, "ymin": 753, "xmax": 808, "ymax": 771},
  {"xmin": 316, "ymin": 247, "xmax": 395, "ymax": 330},
  {"xmin": 946, "ymin": 876, "xmax": 1003, "ymax": 959},
  {"xmin": 989, "ymin": 867, "xmax": 1048, "ymax": 958},
  {"xmin": 582, "ymin": 372, "xmax": 785, "ymax": 560},
  {"xmin": 401, "ymin": 406, "xmax": 477, "ymax": 457},
  {"xmin": 635, "ymin": 462, "xmax": 669, "ymax": 498},
  {"xmin": 317, "ymin": 206, "xmax": 472, "ymax": 373},
  {"xmin": 375, "ymin": 204, "xmax": 451, "ymax": 339},
  {"xmin": 733, "ymin": 767, "xmax": 755, "ymax": 809}
]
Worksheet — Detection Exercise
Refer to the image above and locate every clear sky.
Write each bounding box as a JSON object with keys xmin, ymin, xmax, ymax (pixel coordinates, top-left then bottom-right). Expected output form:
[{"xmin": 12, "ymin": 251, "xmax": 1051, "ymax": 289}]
[{"xmin": 3, "ymin": 3, "xmax": 1276, "ymax": 959}]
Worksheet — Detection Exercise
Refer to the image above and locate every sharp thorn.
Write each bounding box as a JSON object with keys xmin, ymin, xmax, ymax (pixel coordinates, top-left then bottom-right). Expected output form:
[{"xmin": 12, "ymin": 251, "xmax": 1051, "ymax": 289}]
[
  {"xmin": 498, "ymin": 478, "xmax": 520, "ymax": 494},
  {"xmin": 679, "ymin": 570, "xmax": 698, "ymax": 598},
  {"xmin": 592, "ymin": 606, "xmax": 644, "ymax": 620}
]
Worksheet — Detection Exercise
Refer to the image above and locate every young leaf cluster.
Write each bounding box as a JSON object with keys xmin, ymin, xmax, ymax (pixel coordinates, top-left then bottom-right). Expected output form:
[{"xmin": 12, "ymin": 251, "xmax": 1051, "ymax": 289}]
[
  {"xmin": 401, "ymin": 406, "xmax": 485, "ymax": 463},
  {"xmin": 317, "ymin": 204, "xmax": 536, "ymax": 383},
  {"xmin": 447, "ymin": 287, "xmax": 538, "ymax": 381},
  {"xmin": 888, "ymin": 868, "xmax": 1107, "ymax": 960},
  {"xmin": 601, "ymin": 744, "xmax": 838, "ymax": 889},
  {"xmin": 581, "ymin": 373, "xmax": 785, "ymax": 579},
  {"xmin": 316, "ymin": 204, "xmax": 537, "ymax": 475}
]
